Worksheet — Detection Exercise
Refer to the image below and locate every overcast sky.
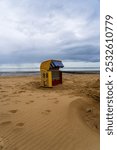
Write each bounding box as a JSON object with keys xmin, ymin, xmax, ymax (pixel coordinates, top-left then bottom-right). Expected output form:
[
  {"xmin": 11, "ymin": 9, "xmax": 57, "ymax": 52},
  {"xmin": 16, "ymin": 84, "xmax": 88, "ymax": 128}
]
[{"xmin": 0, "ymin": 0, "xmax": 100, "ymax": 66}]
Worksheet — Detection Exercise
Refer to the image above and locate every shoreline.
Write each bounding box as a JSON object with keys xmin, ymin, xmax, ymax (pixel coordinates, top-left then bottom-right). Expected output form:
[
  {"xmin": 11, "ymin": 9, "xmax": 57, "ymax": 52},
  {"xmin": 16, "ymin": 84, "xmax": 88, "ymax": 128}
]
[{"xmin": 0, "ymin": 70, "xmax": 100, "ymax": 77}]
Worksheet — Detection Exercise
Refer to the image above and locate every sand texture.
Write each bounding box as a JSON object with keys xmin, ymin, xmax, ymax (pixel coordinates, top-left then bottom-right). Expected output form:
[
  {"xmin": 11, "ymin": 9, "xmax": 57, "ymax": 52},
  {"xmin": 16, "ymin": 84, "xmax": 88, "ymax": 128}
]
[{"xmin": 0, "ymin": 74, "xmax": 100, "ymax": 150}]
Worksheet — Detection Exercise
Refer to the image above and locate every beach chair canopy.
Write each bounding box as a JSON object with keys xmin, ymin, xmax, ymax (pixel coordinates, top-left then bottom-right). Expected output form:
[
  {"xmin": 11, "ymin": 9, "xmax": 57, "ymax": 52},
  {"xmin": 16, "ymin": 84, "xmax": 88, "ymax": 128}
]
[
  {"xmin": 50, "ymin": 61, "xmax": 64, "ymax": 68},
  {"xmin": 40, "ymin": 60, "xmax": 64, "ymax": 71}
]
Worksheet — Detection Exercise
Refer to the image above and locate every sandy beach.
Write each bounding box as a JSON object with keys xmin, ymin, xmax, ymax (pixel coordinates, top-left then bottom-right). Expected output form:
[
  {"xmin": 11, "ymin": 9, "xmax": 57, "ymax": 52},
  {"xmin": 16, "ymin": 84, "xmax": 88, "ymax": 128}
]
[{"xmin": 0, "ymin": 73, "xmax": 100, "ymax": 150}]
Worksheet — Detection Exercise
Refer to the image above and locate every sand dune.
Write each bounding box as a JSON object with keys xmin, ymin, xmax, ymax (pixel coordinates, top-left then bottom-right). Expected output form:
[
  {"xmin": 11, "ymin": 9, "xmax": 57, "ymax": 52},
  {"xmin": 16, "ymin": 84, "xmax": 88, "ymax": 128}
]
[{"xmin": 0, "ymin": 74, "xmax": 99, "ymax": 150}]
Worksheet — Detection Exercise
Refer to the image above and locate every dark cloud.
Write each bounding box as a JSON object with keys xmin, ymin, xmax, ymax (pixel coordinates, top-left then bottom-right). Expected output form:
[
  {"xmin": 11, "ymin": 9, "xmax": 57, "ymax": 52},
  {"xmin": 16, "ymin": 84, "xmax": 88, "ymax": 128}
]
[
  {"xmin": 0, "ymin": 44, "xmax": 99, "ymax": 64},
  {"xmin": 0, "ymin": 0, "xmax": 100, "ymax": 64}
]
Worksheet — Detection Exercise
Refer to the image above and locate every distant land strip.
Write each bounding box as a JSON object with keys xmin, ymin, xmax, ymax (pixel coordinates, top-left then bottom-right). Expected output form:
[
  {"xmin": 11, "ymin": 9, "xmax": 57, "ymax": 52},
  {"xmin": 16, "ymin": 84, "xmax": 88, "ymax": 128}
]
[{"xmin": 0, "ymin": 70, "xmax": 100, "ymax": 76}]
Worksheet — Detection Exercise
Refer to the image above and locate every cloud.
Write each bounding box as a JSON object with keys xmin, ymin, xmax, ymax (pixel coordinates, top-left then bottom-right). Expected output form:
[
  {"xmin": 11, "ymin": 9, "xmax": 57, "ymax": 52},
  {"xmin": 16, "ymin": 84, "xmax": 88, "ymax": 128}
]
[{"xmin": 0, "ymin": 0, "xmax": 100, "ymax": 64}]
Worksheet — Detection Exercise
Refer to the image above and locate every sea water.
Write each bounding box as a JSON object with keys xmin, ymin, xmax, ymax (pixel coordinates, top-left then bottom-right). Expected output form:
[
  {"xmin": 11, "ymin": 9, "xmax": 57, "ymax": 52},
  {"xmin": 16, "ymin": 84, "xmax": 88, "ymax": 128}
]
[{"xmin": 0, "ymin": 67, "xmax": 99, "ymax": 76}]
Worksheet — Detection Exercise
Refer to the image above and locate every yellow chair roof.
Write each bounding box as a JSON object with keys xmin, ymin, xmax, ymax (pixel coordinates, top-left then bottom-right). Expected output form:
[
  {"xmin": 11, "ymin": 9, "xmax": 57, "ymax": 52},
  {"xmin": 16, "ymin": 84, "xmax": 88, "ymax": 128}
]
[{"xmin": 40, "ymin": 59, "xmax": 63, "ymax": 70}]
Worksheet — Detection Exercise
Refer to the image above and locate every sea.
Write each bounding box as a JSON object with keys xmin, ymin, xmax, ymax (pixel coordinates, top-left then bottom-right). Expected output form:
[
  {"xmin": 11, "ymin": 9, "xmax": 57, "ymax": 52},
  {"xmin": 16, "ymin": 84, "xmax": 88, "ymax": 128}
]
[{"xmin": 0, "ymin": 67, "xmax": 100, "ymax": 76}]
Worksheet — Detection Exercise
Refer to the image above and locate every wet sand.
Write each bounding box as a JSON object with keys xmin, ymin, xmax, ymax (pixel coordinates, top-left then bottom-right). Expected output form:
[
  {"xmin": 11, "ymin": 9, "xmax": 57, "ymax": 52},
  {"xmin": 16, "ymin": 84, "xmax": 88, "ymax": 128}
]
[{"xmin": 0, "ymin": 74, "xmax": 100, "ymax": 150}]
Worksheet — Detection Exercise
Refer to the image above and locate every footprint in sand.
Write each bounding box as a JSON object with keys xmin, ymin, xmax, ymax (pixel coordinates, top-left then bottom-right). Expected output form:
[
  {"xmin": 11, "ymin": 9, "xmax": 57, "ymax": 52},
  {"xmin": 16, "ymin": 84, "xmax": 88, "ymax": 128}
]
[
  {"xmin": 0, "ymin": 99, "xmax": 10, "ymax": 103},
  {"xmin": 85, "ymin": 108, "xmax": 93, "ymax": 113},
  {"xmin": 1, "ymin": 95, "xmax": 7, "ymax": 98},
  {"xmin": 54, "ymin": 100, "xmax": 59, "ymax": 104},
  {"xmin": 9, "ymin": 109, "xmax": 18, "ymax": 113},
  {"xmin": 0, "ymin": 100, "xmax": 5, "ymax": 103},
  {"xmin": 41, "ymin": 109, "xmax": 51, "ymax": 115},
  {"xmin": 25, "ymin": 102, "xmax": 30, "ymax": 104},
  {"xmin": 18, "ymin": 90, "xmax": 25, "ymax": 93},
  {"xmin": 30, "ymin": 100, "xmax": 34, "ymax": 103},
  {"xmin": 5, "ymin": 98, "xmax": 10, "ymax": 102},
  {"xmin": 0, "ymin": 91, "xmax": 6, "ymax": 93},
  {"xmin": 46, "ymin": 109, "xmax": 51, "ymax": 112},
  {"xmin": 3, "ymin": 103, "xmax": 10, "ymax": 106},
  {"xmin": 16, "ymin": 122, "xmax": 24, "ymax": 127},
  {"xmin": 0, "ymin": 137, "xmax": 4, "ymax": 150},
  {"xmin": 0, "ymin": 121, "xmax": 12, "ymax": 126},
  {"xmin": 25, "ymin": 100, "xmax": 34, "ymax": 104}
]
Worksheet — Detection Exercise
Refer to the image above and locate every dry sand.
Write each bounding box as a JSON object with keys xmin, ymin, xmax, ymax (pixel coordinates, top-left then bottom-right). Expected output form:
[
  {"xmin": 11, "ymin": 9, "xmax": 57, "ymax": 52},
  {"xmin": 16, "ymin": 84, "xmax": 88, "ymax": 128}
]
[{"xmin": 0, "ymin": 74, "xmax": 100, "ymax": 150}]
